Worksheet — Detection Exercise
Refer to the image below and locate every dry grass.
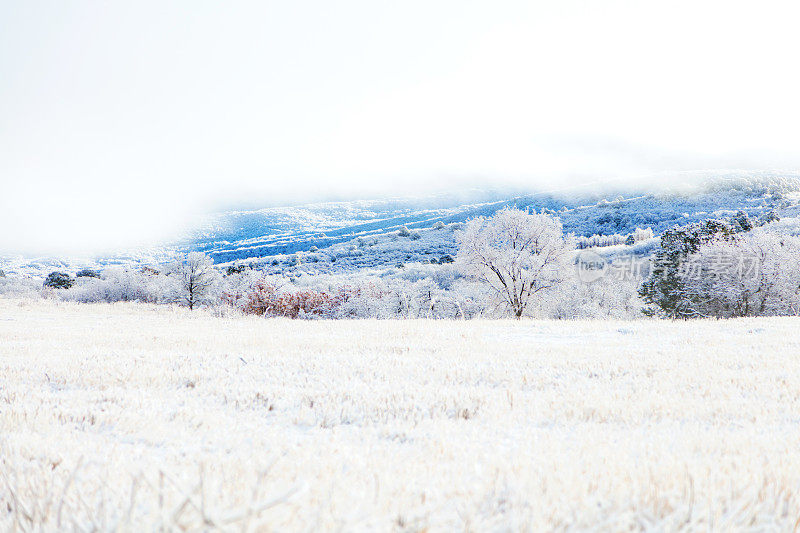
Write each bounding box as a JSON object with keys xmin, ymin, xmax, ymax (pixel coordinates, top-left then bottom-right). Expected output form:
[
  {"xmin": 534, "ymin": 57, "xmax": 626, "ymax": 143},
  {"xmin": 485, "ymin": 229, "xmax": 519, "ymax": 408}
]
[{"xmin": 2, "ymin": 298, "xmax": 800, "ymax": 531}]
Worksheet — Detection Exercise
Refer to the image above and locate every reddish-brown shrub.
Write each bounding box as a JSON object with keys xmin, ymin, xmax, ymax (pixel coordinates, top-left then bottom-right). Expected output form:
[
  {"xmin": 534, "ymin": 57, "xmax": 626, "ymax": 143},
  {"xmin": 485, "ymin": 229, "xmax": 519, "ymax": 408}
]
[
  {"xmin": 226, "ymin": 279, "xmax": 390, "ymax": 319},
  {"xmin": 227, "ymin": 280, "xmax": 334, "ymax": 318}
]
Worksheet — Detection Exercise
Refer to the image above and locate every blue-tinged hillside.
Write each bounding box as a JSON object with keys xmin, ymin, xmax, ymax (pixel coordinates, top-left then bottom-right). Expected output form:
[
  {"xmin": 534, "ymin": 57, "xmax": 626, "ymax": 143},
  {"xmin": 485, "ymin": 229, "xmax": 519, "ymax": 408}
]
[
  {"xmin": 5, "ymin": 173, "xmax": 799, "ymax": 280},
  {"xmin": 184, "ymin": 174, "xmax": 800, "ymax": 270}
]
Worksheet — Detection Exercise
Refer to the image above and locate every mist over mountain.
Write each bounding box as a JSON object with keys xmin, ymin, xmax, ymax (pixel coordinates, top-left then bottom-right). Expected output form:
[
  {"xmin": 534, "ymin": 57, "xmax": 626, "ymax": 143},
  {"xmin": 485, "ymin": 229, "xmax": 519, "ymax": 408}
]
[{"xmin": 4, "ymin": 172, "xmax": 800, "ymax": 280}]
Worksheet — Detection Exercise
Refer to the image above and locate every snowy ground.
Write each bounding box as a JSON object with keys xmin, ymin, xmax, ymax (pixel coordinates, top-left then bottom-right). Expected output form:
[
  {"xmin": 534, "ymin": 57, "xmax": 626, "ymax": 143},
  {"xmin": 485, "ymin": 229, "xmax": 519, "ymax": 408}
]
[{"xmin": 2, "ymin": 300, "xmax": 800, "ymax": 530}]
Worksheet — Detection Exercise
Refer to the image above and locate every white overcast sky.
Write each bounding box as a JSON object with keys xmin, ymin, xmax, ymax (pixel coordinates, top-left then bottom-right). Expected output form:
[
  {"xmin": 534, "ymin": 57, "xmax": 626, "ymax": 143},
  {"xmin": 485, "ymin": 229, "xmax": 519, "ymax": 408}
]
[{"xmin": 2, "ymin": 0, "xmax": 800, "ymax": 253}]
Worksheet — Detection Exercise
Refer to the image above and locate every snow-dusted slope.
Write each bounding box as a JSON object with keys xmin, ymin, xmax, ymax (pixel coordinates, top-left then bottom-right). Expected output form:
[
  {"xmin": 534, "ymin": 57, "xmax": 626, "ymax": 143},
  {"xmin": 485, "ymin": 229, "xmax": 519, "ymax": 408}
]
[
  {"xmin": 4, "ymin": 173, "xmax": 800, "ymax": 279},
  {"xmin": 188, "ymin": 174, "xmax": 800, "ymax": 271}
]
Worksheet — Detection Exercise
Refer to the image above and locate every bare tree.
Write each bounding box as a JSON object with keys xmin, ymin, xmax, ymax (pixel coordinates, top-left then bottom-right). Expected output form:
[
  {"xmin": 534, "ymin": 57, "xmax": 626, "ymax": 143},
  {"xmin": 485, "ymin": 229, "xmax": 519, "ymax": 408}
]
[
  {"xmin": 456, "ymin": 208, "xmax": 574, "ymax": 318},
  {"xmin": 176, "ymin": 252, "xmax": 217, "ymax": 310}
]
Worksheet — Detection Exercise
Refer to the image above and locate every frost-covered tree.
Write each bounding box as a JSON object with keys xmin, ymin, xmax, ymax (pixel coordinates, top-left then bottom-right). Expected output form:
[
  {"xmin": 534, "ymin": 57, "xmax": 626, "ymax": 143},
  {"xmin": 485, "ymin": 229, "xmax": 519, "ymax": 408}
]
[
  {"xmin": 679, "ymin": 231, "xmax": 800, "ymax": 318},
  {"xmin": 175, "ymin": 252, "xmax": 218, "ymax": 310},
  {"xmin": 456, "ymin": 208, "xmax": 574, "ymax": 318}
]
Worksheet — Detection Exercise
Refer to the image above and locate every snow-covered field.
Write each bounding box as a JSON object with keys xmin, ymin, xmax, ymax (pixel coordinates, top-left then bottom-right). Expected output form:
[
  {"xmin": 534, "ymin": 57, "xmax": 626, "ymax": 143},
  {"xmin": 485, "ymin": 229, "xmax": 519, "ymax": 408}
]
[{"xmin": 2, "ymin": 299, "xmax": 800, "ymax": 530}]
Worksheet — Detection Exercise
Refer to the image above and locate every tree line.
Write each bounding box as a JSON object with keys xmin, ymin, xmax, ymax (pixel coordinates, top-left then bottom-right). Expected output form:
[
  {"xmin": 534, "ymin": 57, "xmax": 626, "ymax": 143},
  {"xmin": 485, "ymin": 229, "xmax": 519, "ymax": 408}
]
[{"xmin": 11, "ymin": 207, "xmax": 796, "ymax": 319}]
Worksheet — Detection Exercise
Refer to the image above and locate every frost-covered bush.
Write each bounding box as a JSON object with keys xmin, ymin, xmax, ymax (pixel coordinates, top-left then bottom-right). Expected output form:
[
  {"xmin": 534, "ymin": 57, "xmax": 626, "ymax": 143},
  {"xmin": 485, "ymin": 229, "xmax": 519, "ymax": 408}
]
[
  {"xmin": 760, "ymin": 210, "xmax": 780, "ymax": 225},
  {"xmin": 60, "ymin": 268, "xmax": 179, "ymax": 304},
  {"xmin": 397, "ymin": 226, "xmax": 411, "ymax": 237},
  {"xmin": 226, "ymin": 264, "xmax": 248, "ymax": 275},
  {"xmin": 234, "ymin": 279, "xmax": 337, "ymax": 318},
  {"xmin": 218, "ymin": 269, "xmax": 270, "ymax": 310},
  {"xmin": 76, "ymin": 268, "xmax": 102, "ymax": 279},
  {"xmin": 379, "ymin": 262, "xmax": 459, "ymax": 291},
  {"xmin": 328, "ymin": 282, "xmax": 392, "ymax": 319},
  {"xmin": 535, "ymin": 274, "xmax": 644, "ymax": 320},
  {"xmin": 732, "ymin": 211, "xmax": 754, "ymax": 233},
  {"xmin": 228, "ymin": 275, "xmax": 386, "ymax": 319},
  {"xmin": 43, "ymin": 272, "xmax": 74, "ymax": 289},
  {"xmin": 221, "ymin": 268, "xmax": 489, "ymax": 320},
  {"xmin": 0, "ymin": 276, "xmax": 41, "ymax": 298},
  {"xmin": 432, "ymin": 221, "xmax": 446, "ymax": 230}
]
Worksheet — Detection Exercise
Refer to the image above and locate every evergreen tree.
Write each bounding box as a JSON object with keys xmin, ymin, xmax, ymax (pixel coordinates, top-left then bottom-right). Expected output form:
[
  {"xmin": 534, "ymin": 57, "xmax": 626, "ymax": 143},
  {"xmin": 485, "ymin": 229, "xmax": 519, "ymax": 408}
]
[{"xmin": 639, "ymin": 219, "xmax": 736, "ymax": 318}]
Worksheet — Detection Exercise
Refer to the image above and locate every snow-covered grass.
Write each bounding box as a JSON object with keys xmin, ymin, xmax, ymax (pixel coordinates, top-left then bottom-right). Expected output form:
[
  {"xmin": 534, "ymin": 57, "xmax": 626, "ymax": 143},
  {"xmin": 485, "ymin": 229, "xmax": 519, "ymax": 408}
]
[{"xmin": 2, "ymin": 299, "xmax": 800, "ymax": 530}]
